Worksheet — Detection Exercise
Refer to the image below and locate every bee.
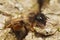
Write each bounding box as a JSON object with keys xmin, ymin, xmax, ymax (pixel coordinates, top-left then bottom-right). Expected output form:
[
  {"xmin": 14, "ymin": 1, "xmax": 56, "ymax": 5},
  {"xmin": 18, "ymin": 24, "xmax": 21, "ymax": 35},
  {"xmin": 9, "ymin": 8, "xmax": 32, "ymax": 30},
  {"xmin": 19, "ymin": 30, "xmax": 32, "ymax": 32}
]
[
  {"xmin": 5, "ymin": 0, "xmax": 49, "ymax": 40},
  {"xmin": 5, "ymin": 12, "xmax": 47, "ymax": 40}
]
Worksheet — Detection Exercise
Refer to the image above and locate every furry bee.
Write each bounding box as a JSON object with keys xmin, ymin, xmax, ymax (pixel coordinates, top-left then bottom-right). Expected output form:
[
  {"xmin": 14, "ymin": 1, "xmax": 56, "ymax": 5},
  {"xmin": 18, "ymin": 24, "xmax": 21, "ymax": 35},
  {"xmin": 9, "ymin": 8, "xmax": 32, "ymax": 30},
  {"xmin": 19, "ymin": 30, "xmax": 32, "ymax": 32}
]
[
  {"xmin": 5, "ymin": 12, "xmax": 47, "ymax": 40},
  {"xmin": 5, "ymin": 0, "xmax": 50, "ymax": 40}
]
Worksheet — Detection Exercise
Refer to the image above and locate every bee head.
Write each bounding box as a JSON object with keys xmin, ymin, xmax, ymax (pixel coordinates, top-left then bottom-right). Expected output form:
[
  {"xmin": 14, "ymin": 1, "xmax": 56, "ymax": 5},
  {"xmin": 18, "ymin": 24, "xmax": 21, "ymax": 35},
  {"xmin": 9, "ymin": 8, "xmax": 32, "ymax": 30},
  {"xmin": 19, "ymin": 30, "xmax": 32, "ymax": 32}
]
[
  {"xmin": 35, "ymin": 13, "xmax": 47, "ymax": 25},
  {"xmin": 28, "ymin": 12, "xmax": 47, "ymax": 26}
]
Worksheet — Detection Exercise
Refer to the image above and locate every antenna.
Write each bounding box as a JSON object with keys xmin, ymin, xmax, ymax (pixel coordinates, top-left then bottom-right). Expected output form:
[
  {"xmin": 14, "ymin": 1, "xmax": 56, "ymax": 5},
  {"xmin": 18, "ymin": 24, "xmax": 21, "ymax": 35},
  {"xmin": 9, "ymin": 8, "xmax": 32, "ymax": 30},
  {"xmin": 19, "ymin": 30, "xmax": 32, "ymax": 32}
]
[{"xmin": 37, "ymin": 0, "xmax": 44, "ymax": 12}]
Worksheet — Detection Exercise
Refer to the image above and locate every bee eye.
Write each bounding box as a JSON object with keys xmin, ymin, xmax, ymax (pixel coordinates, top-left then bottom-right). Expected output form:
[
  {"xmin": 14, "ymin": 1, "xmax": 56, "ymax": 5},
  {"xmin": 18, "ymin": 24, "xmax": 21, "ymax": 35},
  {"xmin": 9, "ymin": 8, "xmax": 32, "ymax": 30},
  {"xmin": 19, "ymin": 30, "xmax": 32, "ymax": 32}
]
[
  {"xmin": 35, "ymin": 13, "xmax": 47, "ymax": 25},
  {"xmin": 36, "ymin": 15, "xmax": 43, "ymax": 21}
]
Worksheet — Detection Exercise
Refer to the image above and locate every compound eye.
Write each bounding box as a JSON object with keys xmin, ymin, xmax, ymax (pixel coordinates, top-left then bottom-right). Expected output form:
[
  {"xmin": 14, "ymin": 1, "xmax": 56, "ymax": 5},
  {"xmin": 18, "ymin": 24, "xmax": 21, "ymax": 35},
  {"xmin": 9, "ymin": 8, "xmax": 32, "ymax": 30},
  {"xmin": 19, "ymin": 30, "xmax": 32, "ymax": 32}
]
[
  {"xmin": 35, "ymin": 13, "xmax": 47, "ymax": 25},
  {"xmin": 36, "ymin": 15, "xmax": 43, "ymax": 21}
]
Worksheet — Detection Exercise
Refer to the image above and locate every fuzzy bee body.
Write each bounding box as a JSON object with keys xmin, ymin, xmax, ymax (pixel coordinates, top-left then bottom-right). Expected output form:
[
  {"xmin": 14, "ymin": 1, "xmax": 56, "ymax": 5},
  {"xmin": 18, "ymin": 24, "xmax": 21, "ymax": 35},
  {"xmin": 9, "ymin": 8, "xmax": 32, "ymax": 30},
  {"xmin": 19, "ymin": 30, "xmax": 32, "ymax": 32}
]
[
  {"xmin": 5, "ymin": 12, "xmax": 47, "ymax": 40},
  {"xmin": 5, "ymin": 0, "xmax": 49, "ymax": 40}
]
